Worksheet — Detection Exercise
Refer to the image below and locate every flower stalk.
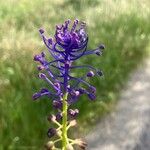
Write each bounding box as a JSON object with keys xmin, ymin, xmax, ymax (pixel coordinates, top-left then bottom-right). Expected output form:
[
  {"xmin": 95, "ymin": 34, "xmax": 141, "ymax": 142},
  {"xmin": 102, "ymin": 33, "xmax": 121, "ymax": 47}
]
[{"xmin": 62, "ymin": 92, "xmax": 68, "ymax": 150}]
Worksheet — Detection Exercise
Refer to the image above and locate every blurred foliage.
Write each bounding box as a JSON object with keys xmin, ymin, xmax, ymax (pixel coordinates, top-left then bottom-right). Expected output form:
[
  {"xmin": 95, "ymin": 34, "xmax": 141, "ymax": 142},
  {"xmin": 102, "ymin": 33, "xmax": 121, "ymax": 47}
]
[{"xmin": 0, "ymin": 0, "xmax": 150, "ymax": 149}]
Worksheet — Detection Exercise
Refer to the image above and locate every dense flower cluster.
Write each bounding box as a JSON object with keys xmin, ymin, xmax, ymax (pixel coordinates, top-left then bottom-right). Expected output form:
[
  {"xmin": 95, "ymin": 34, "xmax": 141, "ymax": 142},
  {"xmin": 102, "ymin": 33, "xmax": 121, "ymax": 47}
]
[{"xmin": 33, "ymin": 19, "xmax": 104, "ymax": 149}]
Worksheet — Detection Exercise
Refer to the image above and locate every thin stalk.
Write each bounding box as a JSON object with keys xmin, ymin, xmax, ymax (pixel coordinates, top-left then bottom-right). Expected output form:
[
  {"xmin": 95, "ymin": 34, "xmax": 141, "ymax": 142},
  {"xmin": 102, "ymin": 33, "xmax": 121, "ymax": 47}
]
[{"xmin": 62, "ymin": 92, "xmax": 68, "ymax": 150}]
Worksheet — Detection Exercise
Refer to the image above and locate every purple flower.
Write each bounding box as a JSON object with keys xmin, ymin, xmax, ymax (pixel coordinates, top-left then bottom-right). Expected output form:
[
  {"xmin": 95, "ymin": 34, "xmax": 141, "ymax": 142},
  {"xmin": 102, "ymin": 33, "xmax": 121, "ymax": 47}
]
[
  {"xmin": 52, "ymin": 100, "xmax": 62, "ymax": 109},
  {"xmin": 33, "ymin": 19, "xmax": 104, "ymax": 150},
  {"xmin": 87, "ymin": 71, "xmax": 95, "ymax": 77},
  {"xmin": 47, "ymin": 128, "xmax": 57, "ymax": 138},
  {"xmin": 33, "ymin": 19, "xmax": 104, "ymax": 103},
  {"xmin": 68, "ymin": 109, "xmax": 79, "ymax": 118}
]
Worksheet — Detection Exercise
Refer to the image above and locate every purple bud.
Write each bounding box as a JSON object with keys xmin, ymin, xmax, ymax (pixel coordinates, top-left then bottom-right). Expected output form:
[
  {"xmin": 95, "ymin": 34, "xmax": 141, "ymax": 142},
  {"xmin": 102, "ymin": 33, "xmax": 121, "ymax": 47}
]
[
  {"xmin": 54, "ymin": 82, "xmax": 61, "ymax": 89},
  {"xmin": 33, "ymin": 55, "xmax": 40, "ymax": 61},
  {"xmin": 38, "ymin": 73, "xmax": 46, "ymax": 79},
  {"xmin": 56, "ymin": 112, "xmax": 62, "ymax": 121},
  {"xmin": 65, "ymin": 61, "xmax": 71, "ymax": 68},
  {"xmin": 32, "ymin": 92, "xmax": 41, "ymax": 100},
  {"xmin": 47, "ymin": 114, "xmax": 56, "ymax": 122},
  {"xmin": 48, "ymin": 38, "xmax": 53, "ymax": 45},
  {"xmin": 40, "ymin": 88, "xmax": 49, "ymax": 93},
  {"xmin": 89, "ymin": 86, "xmax": 96, "ymax": 93},
  {"xmin": 69, "ymin": 109, "xmax": 79, "ymax": 117},
  {"xmin": 95, "ymin": 49, "xmax": 102, "ymax": 56},
  {"xmin": 52, "ymin": 100, "xmax": 62, "ymax": 109},
  {"xmin": 97, "ymin": 70, "xmax": 103, "ymax": 76},
  {"xmin": 87, "ymin": 71, "xmax": 95, "ymax": 77},
  {"xmin": 41, "ymin": 52, "xmax": 45, "ymax": 57},
  {"xmin": 37, "ymin": 65, "xmax": 45, "ymax": 71},
  {"xmin": 78, "ymin": 88, "xmax": 86, "ymax": 94},
  {"xmin": 99, "ymin": 44, "xmax": 105, "ymax": 49},
  {"xmin": 88, "ymin": 93, "xmax": 96, "ymax": 100},
  {"xmin": 56, "ymin": 25, "xmax": 62, "ymax": 30},
  {"xmin": 39, "ymin": 28, "xmax": 44, "ymax": 34},
  {"xmin": 71, "ymin": 90, "xmax": 80, "ymax": 97},
  {"xmin": 47, "ymin": 128, "xmax": 56, "ymax": 138},
  {"xmin": 75, "ymin": 91, "xmax": 80, "ymax": 96}
]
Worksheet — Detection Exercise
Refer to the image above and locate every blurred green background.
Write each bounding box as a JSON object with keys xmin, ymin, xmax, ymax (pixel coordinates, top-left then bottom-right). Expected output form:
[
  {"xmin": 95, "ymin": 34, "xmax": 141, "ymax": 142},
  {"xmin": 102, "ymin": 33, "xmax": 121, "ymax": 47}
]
[{"xmin": 0, "ymin": 0, "xmax": 150, "ymax": 149}]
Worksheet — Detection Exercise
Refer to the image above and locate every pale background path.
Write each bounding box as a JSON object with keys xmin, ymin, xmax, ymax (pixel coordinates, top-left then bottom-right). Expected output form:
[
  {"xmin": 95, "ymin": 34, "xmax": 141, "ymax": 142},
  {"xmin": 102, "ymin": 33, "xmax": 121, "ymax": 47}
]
[{"xmin": 86, "ymin": 59, "xmax": 150, "ymax": 150}]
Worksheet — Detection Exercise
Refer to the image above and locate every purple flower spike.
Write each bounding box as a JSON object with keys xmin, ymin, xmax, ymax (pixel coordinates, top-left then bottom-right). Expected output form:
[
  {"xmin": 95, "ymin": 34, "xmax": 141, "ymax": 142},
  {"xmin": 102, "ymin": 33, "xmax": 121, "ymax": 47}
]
[
  {"xmin": 33, "ymin": 19, "xmax": 104, "ymax": 149},
  {"xmin": 33, "ymin": 19, "xmax": 104, "ymax": 101}
]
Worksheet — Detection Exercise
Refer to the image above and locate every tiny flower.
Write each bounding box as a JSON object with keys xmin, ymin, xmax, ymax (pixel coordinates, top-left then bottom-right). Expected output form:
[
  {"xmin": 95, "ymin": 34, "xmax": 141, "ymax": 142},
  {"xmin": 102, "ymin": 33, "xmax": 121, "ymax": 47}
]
[
  {"xmin": 34, "ymin": 55, "xmax": 40, "ymax": 61},
  {"xmin": 87, "ymin": 71, "xmax": 95, "ymax": 77},
  {"xmin": 39, "ymin": 28, "xmax": 44, "ymax": 34},
  {"xmin": 66, "ymin": 144, "xmax": 74, "ymax": 150},
  {"xmin": 99, "ymin": 44, "xmax": 105, "ymax": 49},
  {"xmin": 41, "ymin": 52, "xmax": 45, "ymax": 57},
  {"xmin": 54, "ymin": 82, "xmax": 61, "ymax": 89},
  {"xmin": 56, "ymin": 112, "xmax": 62, "ymax": 121},
  {"xmin": 95, "ymin": 49, "xmax": 102, "ymax": 56},
  {"xmin": 47, "ymin": 128, "xmax": 57, "ymax": 138},
  {"xmin": 89, "ymin": 86, "xmax": 96, "ymax": 93},
  {"xmin": 69, "ymin": 119, "xmax": 77, "ymax": 127},
  {"xmin": 68, "ymin": 109, "xmax": 79, "ymax": 117},
  {"xmin": 65, "ymin": 61, "xmax": 72, "ymax": 68},
  {"xmin": 52, "ymin": 100, "xmax": 62, "ymax": 109},
  {"xmin": 38, "ymin": 73, "xmax": 47, "ymax": 79},
  {"xmin": 45, "ymin": 141, "xmax": 54, "ymax": 150},
  {"xmin": 32, "ymin": 92, "xmax": 41, "ymax": 100},
  {"xmin": 88, "ymin": 93, "xmax": 96, "ymax": 100},
  {"xmin": 75, "ymin": 139, "xmax": 87, "ymax": 150},
  {"xmin": 97, "ymin": 70, "xmax": 103, "ymax": 76},
  {"xmin": 78, "ymin": 88, "xmax": 86, "ymax": 94},
  {"xmin": 47, "ymin": 114, "xmax": 56, "ymax": 122},
  {"xmin": 40, "ymin": 88, "xmax": 49, "ymax": 93},
  {"xmin": 70, "ymin": 90, "xmax": 80, "ymax": 97},
  {"xmin": 37, "ymin": 65, "xmax": 45, "ymax": 70}
]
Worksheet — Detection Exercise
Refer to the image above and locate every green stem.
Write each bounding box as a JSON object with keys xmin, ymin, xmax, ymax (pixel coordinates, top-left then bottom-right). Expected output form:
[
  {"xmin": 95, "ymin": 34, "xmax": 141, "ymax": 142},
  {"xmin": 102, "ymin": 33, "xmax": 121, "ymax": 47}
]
[{"xmin": 62, "ymin": 92, "xmax": 68, "ymax": 150}]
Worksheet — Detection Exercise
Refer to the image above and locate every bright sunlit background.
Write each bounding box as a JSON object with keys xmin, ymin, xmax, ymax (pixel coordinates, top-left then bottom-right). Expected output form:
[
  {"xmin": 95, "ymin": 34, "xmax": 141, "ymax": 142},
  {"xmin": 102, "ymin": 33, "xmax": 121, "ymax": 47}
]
[{"xmin": 0, "ymin": 0, "xmax": 150, "ymax": 149}]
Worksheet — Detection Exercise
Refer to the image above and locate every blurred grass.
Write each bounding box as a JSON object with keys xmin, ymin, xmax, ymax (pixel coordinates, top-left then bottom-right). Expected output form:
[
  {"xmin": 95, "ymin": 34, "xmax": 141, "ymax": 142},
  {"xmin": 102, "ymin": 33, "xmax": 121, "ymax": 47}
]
[{"xmin": 0, "ymin": 0, "xmax": 150, "ymax": 149}]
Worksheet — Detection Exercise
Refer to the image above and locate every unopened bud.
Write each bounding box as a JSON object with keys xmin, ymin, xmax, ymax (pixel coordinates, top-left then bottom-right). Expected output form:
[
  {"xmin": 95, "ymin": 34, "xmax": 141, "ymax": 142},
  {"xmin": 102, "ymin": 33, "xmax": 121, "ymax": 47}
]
[
  {"xmin": 67, "ymin": 144, "xmax": 74, "ymax": 150},
  {"xmin": 39, "ymin": 28, "xmax": 44, "ymax": 34},
  {"xmin": 99, "ymin": 44, "xmax": 105, "ymax": 49},
  {"xmin": 47, "ymin": 128, "xmax": 57, "ymax": 138},
  {"xmin": 37, "ymin": 65, "xmax": 45, "ymax": 70},
  {"xmin": 87, "ymin": 71, "xmax": 95, "ymax": 77},
  {"xmin": 45, "ymin": 141, "xmax": 54, "ymax": 150},
  {"xmin": 38, "ymin": 73, "xmax": 46, "ymax": 79},
  {"xmin": 75, "ymin": 139, "xmax": 87, "ymax": 150},
  {"xmin": 47, "ymin": 114, "xmax": 56, "ymax": 122},
  {"xmin": 69, "ymin": 119, "xmax": 77, "ymax": 127},
  {"xmin": 69, "ymin": 109, "xmax": 79, "ymax": 117}
]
